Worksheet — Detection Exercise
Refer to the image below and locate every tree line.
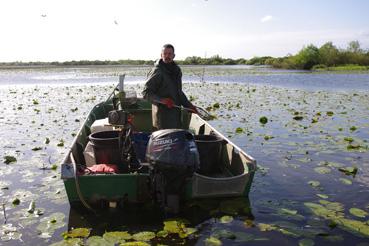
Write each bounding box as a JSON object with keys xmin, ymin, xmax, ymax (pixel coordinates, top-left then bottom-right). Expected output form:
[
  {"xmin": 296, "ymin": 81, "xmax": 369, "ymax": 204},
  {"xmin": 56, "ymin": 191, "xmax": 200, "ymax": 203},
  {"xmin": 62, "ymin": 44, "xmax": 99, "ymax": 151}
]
[
  {"xmin": 265, "ymin": 41, "xmax": 369, "ymax": 70},
  {"xmin": 0, "ymin": 59, "xmax": 154, "ymax": 67},
  {"xmin": 1, "ymin": 41, "xmax": 368, "ymax": 70}
]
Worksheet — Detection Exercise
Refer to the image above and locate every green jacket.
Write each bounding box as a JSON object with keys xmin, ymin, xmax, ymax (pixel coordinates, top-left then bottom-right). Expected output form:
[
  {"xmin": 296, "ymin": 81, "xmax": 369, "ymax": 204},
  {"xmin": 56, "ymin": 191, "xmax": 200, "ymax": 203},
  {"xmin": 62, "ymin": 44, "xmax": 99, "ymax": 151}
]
[{"xmin": 143, "ymin": 59, "xmax": 192, "ymax": 129}]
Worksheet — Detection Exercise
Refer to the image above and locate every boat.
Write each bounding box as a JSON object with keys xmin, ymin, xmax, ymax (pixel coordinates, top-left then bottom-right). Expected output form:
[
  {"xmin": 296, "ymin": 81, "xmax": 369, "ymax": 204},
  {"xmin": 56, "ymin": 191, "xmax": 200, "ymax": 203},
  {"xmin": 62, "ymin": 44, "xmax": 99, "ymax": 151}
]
[{"xmin": 61, "ymin": 75, "xmax": 256, "ymax": 212}]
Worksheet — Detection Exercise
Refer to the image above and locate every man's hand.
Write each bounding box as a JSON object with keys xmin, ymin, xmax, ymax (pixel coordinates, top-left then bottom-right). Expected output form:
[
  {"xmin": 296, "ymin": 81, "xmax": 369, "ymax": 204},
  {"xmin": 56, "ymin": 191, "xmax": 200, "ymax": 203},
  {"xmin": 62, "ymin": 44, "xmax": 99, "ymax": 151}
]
[{"xmin": 160, "ymin": 98, "xmax": 174, "ymax": 108}]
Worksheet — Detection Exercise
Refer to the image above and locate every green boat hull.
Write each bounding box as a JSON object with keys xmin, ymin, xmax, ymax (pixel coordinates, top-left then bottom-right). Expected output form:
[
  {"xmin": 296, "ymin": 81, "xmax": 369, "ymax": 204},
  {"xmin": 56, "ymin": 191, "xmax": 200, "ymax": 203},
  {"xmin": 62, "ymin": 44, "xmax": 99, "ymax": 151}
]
[{"xmin": 61, "ymin": 91, "xmax": 256, "ymax": 207}]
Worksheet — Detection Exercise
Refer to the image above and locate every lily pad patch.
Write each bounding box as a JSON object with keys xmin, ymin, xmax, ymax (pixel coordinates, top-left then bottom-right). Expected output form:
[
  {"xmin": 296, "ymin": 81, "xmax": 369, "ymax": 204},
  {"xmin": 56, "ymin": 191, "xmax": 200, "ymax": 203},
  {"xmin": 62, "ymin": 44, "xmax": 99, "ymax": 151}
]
[
  {"xmin": 131, "ymin": 231, "xmax": 155, "ymax": 241},
  {"xmin": 62, "ymin": 228, "xmax": 91, "ymax": 239},
  {"xmin": 3, "ymin": 155, "xmax": 17, "ymax": 164},
  {"xmin": 349, "ymin": 208, "xmax": 368, "ymax": 218},
  {"xmin": 314, "ymin": 167, "xmax": 331, "ymax": 174}
]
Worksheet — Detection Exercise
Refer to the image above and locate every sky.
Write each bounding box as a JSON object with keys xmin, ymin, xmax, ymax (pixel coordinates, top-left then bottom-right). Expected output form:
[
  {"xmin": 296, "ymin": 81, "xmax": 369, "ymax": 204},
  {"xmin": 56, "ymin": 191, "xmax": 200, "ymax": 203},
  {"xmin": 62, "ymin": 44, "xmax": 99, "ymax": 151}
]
[{"xmin": 1, "ymin": 0, "xmax": 369, "ymax": 62}]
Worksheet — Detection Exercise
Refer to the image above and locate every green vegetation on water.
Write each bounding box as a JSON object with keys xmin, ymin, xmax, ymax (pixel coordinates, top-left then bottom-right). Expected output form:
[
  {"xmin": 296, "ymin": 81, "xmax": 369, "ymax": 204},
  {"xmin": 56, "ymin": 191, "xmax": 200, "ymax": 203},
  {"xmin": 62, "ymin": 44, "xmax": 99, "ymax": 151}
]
[{"xmin": 0, "ymin": 68, "xmax": 368, "ymax": 245}]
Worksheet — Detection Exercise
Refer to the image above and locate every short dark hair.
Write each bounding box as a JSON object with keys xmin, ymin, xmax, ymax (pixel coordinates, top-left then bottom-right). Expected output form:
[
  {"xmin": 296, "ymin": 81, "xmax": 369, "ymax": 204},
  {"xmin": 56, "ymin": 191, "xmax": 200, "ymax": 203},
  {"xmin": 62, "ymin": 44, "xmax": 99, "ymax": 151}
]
[{"xmin": 162, "ymin": 44, "xmax": 175, "ymax": 53}]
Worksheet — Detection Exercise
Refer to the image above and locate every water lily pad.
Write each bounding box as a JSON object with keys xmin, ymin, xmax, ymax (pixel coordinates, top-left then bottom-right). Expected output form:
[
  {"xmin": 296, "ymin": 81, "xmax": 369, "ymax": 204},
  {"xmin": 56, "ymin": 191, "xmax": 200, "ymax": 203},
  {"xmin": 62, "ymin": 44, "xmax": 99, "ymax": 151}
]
[
  {"xmin": 204, "ymin": 236, "xmax": 222, "ymax": 246},
  {"xmin": 57, "ymin": 139, "xmax": 65, "ymax": 147},
  {"xmin": 349, "ymin": 208, "xmax": 368, "ymax": 218},
  {"xmin": 163, "ymin": 220, "xmax": 185, "ymax": 234},
  {"xmin": 264, "ymin": 135, "xmax": 274, "ymax": 140},
  {"xmin": 339, "ymin": 178, "xmax": 352, "ymax": 185},
  {"xmin": 3, "ymin": 155, "xmax": 17, "ymax": 164},
  {"xmin": 259, "ymin": 116, "xmax": 268, "ymax": 124},
  {"xmin": 131, "ymin": 231, "xmax": 155, "ymax": 241},
  {"xmin": 344, "ymin": 137, "xmax": 354, "ymax": 143},
  {"xmin": 49, "ymin": 238, "xmax": 83, "ymax": 246},
  {"xmin": 272, "ymin": 221, "xmax": 305, "ymax": 238},
  {"xmin": 304, "ymin": 202, "xmax": 343, "ymax": 219},
  {"xmin": 293, "ymin": 116, "xmax": 304, "ymax": 121},
  {"xmin": 44, "ymin": 137, "xmax": 50, "ymax": 144},
  {"xmin": 103, "ymin": 231, "xmax": 131, "ymax": 244},
  {"xmin": 121, "ymin": 242, "xmax": 150, "ymax": 246},
  {"xmin": 213, "ymin": 102, "xmax": 220, "ymax": 109},
  {"xmin": 326, "ymin": 111, "xmax": 334, "ymax": 116},
  {"xmin": 338, "ymin": 166, "xmax": 358, "ymax": 176},
  {"xmin": 308, "ymin": 181, "xmax": 320, "ymax": 187},
  {"xmin": 316, "ymin": 194, "xmax": 329, "ymax": 199},
  {"xmin": 299, "ymin": 238, "xmax": 314, "ymax": 246},
  {"xmin": 257, "ymin": 223, "xmax": 277, "ymax": 232},
  {"xmin": 314, "ymin": 167, "xmax": 331, "ymax": 174},
  {"xmin": 279, "ymin": 208, "xmax": 298, "ymax": 215},
  {"xmin": 156, "ymin": 230, "xmax": 168, "ymax": 238},
  {"xmin": 163, "ymin": 220, "xmax": 195, "ymax": 238},
  {"xmin": 12, "ymin": 198, "xmax": 20, "ymax": 206},
  {"xmin": 62, "ymin": 228, "xmax": 91, "ymax": 239},
  {"xmin": 235, "ymin": 127, "xmax": 244, "ymax": 133},
  {"xmin": 320, "ymin": 200, "xmax": 344, "ymax": 212},
  {"xmin": 85, "ymin": 236, "xmax": 112, "ymax": 246},
  {"xmin": 219, "ymin": 215, "xmax": 233, "ymax": 223},
  {"xmin": 335, "ymin": 217, "xmax": 369, "ymax": 237},
  {"xmin": 349, "ymin": 126, "xmax": 357, "ymax": 131}
]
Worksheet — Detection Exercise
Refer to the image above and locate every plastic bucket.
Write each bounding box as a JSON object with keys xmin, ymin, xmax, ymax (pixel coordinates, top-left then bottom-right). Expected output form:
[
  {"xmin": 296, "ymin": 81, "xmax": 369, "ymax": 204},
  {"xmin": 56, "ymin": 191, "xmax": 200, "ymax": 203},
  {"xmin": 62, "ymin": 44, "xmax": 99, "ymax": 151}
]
[
  {"xmin": 194, "ymin": 134, "xmax": 223, "ymax": 174},
  {"xmin": 89, "ymin": 130, "xmax": 122, "ymax": 165}
]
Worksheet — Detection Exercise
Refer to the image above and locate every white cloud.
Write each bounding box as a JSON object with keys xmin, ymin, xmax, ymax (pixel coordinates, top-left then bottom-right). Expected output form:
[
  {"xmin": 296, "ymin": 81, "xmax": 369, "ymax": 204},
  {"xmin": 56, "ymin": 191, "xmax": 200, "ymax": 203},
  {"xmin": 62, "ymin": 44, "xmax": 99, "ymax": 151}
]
[{"xmin": 261, "ymin": 15, "xmax": 273, "ymax": 23}]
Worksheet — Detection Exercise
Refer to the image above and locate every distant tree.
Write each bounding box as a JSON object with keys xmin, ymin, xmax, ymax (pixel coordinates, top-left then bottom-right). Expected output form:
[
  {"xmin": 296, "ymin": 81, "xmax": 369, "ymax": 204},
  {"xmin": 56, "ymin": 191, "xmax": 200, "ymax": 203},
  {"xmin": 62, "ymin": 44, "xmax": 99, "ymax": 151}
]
[
  {"xmin": 294, "ymin": 44, "xmax": 320, "ymax": 69},
  {"xmin": 209, "ymin": 55, "xmax": 223, "ymax": 65},
  {"xmin": 224, "ymin": 58, "xmax": 236, "ymax": 65},
  {"xmin": 347, "ymin": 40, "xmax": 362, "ymax": 53},
  {"xmin": 341, "ymin": 40, "xmax": 369, "ymax": 65},
  {"xmin": 183, "ymin": 56, "xmax": 202, "ymax": 65},
  {"xmin": 247, "ymin": 56, "xmax": 273, "ymax": 65},
  {"xmin": 235, "ymin": 58, "xmax": 247, "ymax": 64},
  {"xmin": 319, "ymin": 42, "xmax": 340, "ymax": 66}
]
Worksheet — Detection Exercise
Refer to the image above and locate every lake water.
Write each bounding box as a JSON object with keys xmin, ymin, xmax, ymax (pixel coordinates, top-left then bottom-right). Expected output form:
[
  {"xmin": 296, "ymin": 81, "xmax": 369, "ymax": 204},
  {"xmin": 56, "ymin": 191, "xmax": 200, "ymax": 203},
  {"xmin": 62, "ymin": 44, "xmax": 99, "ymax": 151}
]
[
  {"xmin": 0, "ymin": 65, "xmax": 368, "ymax": 245},
  {"xmin": 1, "ymin": 65, "xmax": 369, "ymax": 91}
]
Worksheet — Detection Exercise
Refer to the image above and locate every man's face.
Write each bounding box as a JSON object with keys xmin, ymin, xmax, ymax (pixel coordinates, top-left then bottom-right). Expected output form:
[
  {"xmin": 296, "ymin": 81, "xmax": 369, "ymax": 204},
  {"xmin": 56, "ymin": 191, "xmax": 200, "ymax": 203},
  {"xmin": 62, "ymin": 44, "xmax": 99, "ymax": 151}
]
[{"xmin": 161, "ymin": 47, "xmax": 175, "ymax": 64}]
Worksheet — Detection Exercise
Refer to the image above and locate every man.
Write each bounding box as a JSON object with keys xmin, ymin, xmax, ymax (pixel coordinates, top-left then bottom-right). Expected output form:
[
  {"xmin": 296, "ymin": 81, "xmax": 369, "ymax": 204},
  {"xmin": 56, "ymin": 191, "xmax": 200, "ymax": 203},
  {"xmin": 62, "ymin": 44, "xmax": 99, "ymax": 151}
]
[{"xmin": 143, "ymin": 44, "xmax": 198, "ymax": 130}]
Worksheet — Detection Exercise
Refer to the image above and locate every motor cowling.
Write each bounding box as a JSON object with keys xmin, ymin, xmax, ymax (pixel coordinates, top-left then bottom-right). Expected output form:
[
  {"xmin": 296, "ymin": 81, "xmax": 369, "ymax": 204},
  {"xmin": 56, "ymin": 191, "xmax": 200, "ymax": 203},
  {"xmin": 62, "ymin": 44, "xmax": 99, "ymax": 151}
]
[{"xmin": 146, "ymin": 129, "xmax": 200, "ymax": 174}]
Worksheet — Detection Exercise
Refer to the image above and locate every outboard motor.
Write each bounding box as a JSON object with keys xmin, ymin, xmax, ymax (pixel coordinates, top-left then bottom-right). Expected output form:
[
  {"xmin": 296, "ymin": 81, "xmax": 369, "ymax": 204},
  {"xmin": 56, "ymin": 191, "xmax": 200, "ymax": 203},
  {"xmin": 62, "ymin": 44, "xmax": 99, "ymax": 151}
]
[{"xmin": 146, "ymin": 129, "xmax": 200, "ymax": 213}]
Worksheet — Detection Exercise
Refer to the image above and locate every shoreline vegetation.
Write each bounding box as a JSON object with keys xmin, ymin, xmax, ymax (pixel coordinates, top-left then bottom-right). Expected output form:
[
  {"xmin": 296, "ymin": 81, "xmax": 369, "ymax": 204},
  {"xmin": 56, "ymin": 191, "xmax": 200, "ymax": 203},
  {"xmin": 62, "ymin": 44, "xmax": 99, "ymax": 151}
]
[{"xmin": 1, "ymin": 40, "xmax": 368, "ymax": 71}]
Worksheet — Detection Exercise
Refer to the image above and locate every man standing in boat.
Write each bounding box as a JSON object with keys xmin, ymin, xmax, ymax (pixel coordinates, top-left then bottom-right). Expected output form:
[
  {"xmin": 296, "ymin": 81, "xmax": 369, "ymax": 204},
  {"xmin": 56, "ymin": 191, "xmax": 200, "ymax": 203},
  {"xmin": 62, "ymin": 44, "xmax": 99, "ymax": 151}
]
[{"xmin": 143, "ymin": 44, "xmax": 198, "ymax": 130}]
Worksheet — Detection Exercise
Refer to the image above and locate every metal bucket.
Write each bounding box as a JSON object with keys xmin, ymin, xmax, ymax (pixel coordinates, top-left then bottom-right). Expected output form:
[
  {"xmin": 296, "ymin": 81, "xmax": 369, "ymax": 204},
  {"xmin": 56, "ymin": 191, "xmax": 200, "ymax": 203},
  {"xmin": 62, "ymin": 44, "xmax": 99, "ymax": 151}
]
[
  {"xmin": 89, "ymin": 130, "xmax": 122, "ymax": 165},
  {"xmin": 194, "ymin": 134, "xmax": 223, "ymax": 174}
]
